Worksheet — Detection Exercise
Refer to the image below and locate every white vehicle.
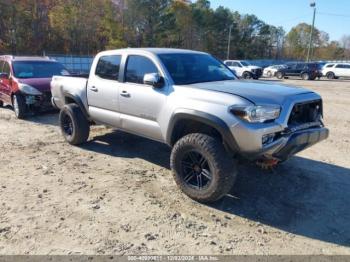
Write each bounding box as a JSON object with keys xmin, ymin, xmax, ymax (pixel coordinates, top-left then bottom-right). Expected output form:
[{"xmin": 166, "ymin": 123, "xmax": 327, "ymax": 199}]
[
  {"xmin": 263, "ymin": 65, "xmax": 287, "ymax": 78},
  {"xmin": 322, "ymin": 63, "xmax": 350, "ymax": 79},
  {"xmin": 224, "ymin": 60, "xmax": 263, "ymax": 79}
]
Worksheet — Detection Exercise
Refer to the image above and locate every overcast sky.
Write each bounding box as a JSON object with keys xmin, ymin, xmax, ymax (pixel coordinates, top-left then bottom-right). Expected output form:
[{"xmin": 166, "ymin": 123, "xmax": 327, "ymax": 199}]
[{"xmin": 210, "ymin": 0, "xmax": 350, "ymax": 41}]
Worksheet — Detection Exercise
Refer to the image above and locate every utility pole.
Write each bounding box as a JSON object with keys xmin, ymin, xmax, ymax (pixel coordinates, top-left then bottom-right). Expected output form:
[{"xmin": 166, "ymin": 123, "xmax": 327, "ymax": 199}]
[
  {"xmin": 227, "ymin": 24, "xmax": 233, "ymax": 60},
  {"xmin": 306, "ymin": 1, "xmax": 316, "ymax": 62}
]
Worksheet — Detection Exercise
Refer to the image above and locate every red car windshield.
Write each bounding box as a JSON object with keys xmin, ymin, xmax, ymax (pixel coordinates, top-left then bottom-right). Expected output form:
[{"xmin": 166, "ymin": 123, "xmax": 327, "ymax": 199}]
[{"xmin": 12, "ymin": 61, "xmax": 69, "ymax": 79}]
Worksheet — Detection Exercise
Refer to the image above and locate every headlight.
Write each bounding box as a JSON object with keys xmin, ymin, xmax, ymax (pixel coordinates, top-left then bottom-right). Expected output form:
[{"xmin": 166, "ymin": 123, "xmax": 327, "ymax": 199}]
[
  {"xmin": 18, "ymin": 84, "xmax": 42, "ymax": 96},
  {"xmin": 230, "ymin": 105, "xmax": 281, "ymax": 123}
]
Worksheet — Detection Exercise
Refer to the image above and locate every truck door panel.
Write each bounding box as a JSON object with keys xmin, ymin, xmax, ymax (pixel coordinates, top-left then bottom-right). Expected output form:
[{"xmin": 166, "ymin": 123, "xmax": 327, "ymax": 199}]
[
  {"xmin": 118, "ymin": 55, "xmax": 167, "ymax": 141},
  {"xmin": 87, "ymin": 55, "xmax": 122, "ymax": 127}
]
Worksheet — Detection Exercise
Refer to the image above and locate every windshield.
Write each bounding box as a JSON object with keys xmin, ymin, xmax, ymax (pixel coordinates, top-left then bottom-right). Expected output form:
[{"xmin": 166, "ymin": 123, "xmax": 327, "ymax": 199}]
[
  {"xmin": 158, "ymin": 53, "xmax": 236, "ymax": 85},
  {"xmin": 240, "ymin": 61, "xmax": 251, "ymax": 66},
  {"xmin": 13, "ymin": 61, "xmax": 69, "ymax": 79}
]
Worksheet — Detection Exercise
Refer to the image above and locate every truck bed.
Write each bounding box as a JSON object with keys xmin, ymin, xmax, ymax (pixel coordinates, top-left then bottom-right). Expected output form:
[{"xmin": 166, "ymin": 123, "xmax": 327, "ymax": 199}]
[{"xmin": 50, "ymin": 75, "xmax": 89, "ymax": 110}]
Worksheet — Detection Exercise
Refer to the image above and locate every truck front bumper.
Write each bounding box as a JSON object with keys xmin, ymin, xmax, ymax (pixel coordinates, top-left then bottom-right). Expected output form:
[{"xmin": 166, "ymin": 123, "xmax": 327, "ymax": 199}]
[{"xmin": 257, "ymin": 127, "xmax": 329, "ymax": 161}]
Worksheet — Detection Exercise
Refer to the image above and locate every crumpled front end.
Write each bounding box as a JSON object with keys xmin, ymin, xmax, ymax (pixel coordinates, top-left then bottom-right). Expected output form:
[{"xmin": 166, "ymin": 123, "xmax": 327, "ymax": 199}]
[{"xmin": 230, "ymin": 95, "xmax": 329, "ymax": 162}]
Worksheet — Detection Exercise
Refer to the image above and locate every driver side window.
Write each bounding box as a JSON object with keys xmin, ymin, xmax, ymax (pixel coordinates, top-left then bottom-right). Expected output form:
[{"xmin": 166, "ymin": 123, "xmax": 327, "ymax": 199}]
[
  {"xmin": 232, "ymin": 62, "xmax": 242, "ymax": 67},
  {"xmin": 125, "ymin": 55, "xmax": 159, "ymax": 84}
]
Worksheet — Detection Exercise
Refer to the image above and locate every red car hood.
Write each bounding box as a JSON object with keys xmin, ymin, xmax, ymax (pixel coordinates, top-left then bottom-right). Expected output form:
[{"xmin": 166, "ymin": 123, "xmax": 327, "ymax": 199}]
[{"xmin": 18, "ymin": 78, "xmax": 52, "ymax": 93}]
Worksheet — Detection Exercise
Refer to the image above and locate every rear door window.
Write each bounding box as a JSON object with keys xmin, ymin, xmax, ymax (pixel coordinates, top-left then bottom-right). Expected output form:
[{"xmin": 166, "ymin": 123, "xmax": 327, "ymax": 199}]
[
  {"xmin": 286, "ymin": 63, "xmax": 295, "ymax": 69},
  {"xmin": 296, "ymin": 63, "xmax": 304, "ymax": 70},
  {"xmin": 95, "ymin": 55, "xmax": 121, "ymax": 80}
]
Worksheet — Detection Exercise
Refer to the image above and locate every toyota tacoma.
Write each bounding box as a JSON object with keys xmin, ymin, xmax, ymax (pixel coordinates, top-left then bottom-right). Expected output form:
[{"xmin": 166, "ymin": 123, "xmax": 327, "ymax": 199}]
[{"xmin": 51, "ymin": 48, "xmax": 329, "ymax": 203}]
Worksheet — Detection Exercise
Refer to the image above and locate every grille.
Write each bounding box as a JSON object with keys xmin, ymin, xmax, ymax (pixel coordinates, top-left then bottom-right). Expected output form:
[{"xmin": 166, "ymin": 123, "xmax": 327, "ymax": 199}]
[
  {"xmin": 34, "ymin": 92, "xmax": 52, "ymax": 107},
  {"xmin": 252, "ymin": 68, "xmax": 263, "ymax": 76},
  {"xmin": 288, "ymin": 100, "xmax": 323, "ymax": 127}
]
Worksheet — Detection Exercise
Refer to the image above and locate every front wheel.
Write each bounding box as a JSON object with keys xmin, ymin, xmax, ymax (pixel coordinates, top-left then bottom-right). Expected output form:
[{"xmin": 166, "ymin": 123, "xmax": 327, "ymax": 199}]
[
  {"xmin": 0, "ymin": 100, "xmax": 3, "ymax": 107},
  {"xmin": 13, "ymin": 94, "xmax": 27, "ymax": 119},
  {"xmin": 170, "ymin": 133, "xmax": 237, "ymax": 203},
  {"xmin": 59, "ymin": 104, "xmax": 90, "ymax": 145},
  {"xmin": 242, "ymin": 72, "xmax": 252, "ymax": 79}
]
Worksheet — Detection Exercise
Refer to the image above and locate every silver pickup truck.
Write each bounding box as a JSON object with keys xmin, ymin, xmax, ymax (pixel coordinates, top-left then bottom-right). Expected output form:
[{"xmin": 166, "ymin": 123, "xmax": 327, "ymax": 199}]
[{"xmin": 51, "ymin": 48, "xmax": 329, "ymax": 203}]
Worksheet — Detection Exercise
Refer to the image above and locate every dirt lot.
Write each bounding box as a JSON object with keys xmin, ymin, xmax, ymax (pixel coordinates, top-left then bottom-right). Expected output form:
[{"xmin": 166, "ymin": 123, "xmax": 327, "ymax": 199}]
[{"xmin": 0, "ymin": 78, "xmax": 350, "ymax": 255}]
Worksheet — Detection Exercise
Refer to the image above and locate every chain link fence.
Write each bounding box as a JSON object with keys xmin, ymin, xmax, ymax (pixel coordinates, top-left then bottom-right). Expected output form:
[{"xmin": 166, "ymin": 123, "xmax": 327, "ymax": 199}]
[{"xmin": 47, "ymin": 54, "xmax": 94, "ymax": 74}]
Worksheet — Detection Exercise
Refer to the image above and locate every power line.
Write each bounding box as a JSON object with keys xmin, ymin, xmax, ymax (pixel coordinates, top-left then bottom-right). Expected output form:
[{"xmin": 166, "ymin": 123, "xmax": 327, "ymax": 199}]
[
  {"xmin": 274, "ymin": 14, "xmax": 311, "ymax": 24},
  {"xmin": 318, "ymin": 11, "xmax": 350, "ymax": 18}
]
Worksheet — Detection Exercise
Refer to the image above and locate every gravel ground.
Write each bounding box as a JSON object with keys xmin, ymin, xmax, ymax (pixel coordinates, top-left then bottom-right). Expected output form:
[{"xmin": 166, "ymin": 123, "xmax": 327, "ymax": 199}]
[{"xmin": 0, "ymin": 78, "xmax": 349, "ymax": 255}]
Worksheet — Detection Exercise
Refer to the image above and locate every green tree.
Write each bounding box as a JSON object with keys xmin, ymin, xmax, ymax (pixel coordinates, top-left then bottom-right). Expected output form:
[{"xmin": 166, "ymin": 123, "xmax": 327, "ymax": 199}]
[{"xmin": 285, "ymin": 23, "xmax": 322, "ymax": 59}]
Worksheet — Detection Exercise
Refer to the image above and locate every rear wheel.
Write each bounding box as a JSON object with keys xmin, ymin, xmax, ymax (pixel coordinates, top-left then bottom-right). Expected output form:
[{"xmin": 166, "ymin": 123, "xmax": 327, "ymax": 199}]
[
  {"xmin": 13, "ymin": 94, "xmax": 27, "ymax": 119},
  {"xmin": 170, "ymin": 133, "xmax": 237, "ymax": 203},
  {"xmin": 0, "ymin": 100, "xmax": 3, "ymax": 107},
  {"xmin": 276, "ymin": 71, "xmax": 284, "ymax": 79},
  {"xmin": 302, "ymin": 73, "xmax": 310, "ymax": 80},
  {"xmin": 59, "ymin": 104, "xmax": 90, "ymax": 145},
  {"xmin": 327, "ymin": 72, "xmax": 335, "ymax": 80}
]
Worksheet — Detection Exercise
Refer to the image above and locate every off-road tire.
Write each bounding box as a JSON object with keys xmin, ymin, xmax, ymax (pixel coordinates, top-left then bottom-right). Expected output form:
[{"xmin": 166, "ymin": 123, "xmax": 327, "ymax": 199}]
[
  {"xmin": 327, "ymin": 72, "xmax": 335, "ymax": 80},
  {"xmin": 276, "ymin": 71, "xmax": 284, "ymax": 79},
  {"xmin": 242, "ymin": 71, "xmax": 252, "ymax": 79},
  {"xmin": 170, "ymin": 133, "xmax": 237, "ymax": 203},
  {"xmin": 13, "ymin": 94, "xmax": 27, "ymax": 119},
  {"xmin": 59, "ymin": 103, "xmax": 90, "ymax": 145}
]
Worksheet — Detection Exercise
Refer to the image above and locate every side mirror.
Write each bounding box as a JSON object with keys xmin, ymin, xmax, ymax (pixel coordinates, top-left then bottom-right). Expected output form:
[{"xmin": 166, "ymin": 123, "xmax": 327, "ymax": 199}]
[
  {"xmin": 0, "ymin": 73, "xmax": 9, "ymax": 79},
  {"xmin": 143, "ymin": 73, "xmax": 164, "ymax": 88}
]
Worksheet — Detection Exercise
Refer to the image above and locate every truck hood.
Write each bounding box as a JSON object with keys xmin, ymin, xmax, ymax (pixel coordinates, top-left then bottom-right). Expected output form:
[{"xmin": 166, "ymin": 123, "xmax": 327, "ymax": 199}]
[
  {"xmin": 187, "ymin": 80, "xmax": 313, "ymax": 104},
  {"xmin": 246, "ymin": 65, "xmax": 261, "ymax": 70},
  {"xmin": 17, "ymin": 78, "xmax": 52, "ymax": 93}
]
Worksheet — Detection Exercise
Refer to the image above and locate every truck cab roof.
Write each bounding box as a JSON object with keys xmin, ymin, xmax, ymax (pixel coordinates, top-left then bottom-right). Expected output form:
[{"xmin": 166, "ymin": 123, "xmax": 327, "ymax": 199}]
[{"xmin": 97, "ymin": 48, "xmax": 207, "ymax": 57}]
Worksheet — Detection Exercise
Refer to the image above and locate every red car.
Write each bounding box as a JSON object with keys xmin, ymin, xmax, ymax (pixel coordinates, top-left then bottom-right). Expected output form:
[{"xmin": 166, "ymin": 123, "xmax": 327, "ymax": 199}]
[{"xmin": 0, "ymin": 56, "xmax": 69, "ymax": 119}]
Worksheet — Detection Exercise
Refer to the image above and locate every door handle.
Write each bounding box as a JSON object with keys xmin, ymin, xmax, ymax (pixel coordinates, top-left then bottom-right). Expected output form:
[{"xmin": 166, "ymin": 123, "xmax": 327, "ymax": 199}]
[
  {"xmin": 90, "ymin": 86, "xmax": 98, "ymax": 92},
  {"xmin": 120, "ymin": 91, "xmax": 130, "ymax": 98}
]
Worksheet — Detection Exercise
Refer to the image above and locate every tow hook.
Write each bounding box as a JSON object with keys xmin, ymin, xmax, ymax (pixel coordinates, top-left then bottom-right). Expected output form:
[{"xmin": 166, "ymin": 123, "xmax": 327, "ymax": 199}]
[{"xmin": 256, "ymin": 159, "xmax": 279, "ymax": 170}]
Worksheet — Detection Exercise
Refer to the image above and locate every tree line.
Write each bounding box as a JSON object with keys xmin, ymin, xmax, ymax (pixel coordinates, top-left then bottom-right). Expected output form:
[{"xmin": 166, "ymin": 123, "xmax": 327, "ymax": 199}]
[{"xmin": 1, "ymin": 0, "xmax": 349, "ymax": 60}]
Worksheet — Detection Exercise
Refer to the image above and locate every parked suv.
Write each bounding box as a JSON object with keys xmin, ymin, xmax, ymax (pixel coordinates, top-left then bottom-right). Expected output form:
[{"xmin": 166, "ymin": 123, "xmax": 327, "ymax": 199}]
[
  {"xmin": 51, "ymin": 48, "xmax": 328, "ymax": 203},
  {"xmin": 322, "ymin": 63, "xmax": 350, "ymax": 79},
  {"xmin": 224, "ymin": 60, "xmax": 263, "ymax": 79},
  {"xmin": 0, "ymin": 55, "xmax": 69, "ymax": 118},
  {"xmin": 275, "ymin": 62, "xmax": 320, "ymax": 80}
]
